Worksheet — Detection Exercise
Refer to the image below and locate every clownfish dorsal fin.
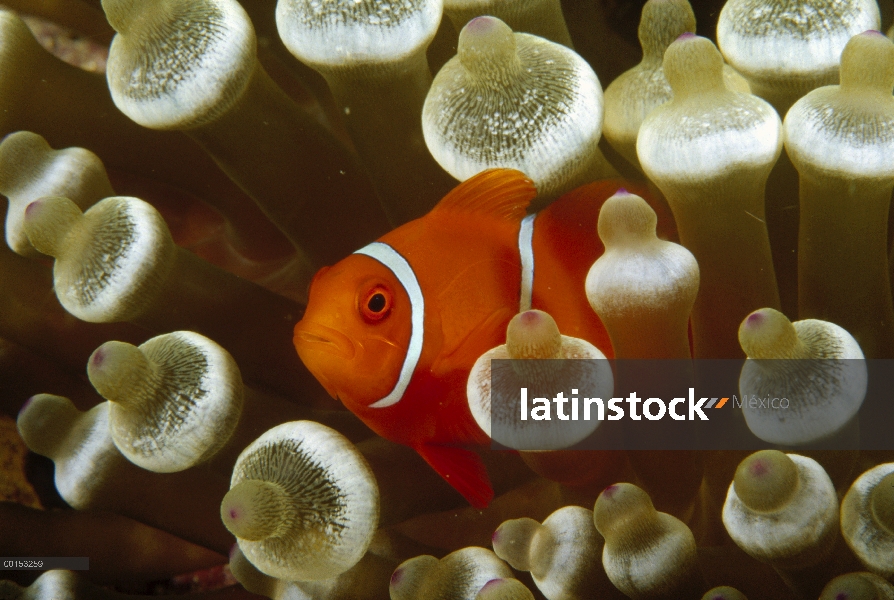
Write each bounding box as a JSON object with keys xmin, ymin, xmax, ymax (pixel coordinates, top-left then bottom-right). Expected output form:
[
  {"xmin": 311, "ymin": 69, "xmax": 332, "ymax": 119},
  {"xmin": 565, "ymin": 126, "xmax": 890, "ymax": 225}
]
[{"xmin": 431, "ymin": 169, "xmax": 536, "ymax": 222}]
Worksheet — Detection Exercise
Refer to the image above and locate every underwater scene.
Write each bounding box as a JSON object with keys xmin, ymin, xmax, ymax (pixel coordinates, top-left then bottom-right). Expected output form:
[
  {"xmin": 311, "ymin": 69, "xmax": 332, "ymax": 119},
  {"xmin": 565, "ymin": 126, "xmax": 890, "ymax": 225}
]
[{"xmin": 1, "ymin": 0, "xmax": 894, "ymax": 598}]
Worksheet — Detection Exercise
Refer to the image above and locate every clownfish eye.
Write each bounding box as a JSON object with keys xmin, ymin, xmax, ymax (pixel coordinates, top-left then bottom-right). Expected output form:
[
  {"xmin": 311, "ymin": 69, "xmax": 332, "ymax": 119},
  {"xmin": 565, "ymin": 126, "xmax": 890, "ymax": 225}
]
[{"xmin": 360, "ymin": 286, "xmax": 392, "ymax": 322}]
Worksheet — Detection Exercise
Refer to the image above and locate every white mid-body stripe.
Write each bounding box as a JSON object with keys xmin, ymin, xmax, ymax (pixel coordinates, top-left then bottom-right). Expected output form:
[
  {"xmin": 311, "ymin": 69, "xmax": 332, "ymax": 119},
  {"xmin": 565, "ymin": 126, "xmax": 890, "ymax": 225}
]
[
  {"xmin": 354, "ymin": 242, "xmax": 425, "ymax": 409},
  {"xmin": 518, "ymin": 214, "xmax": 536, "ymax": 312}
]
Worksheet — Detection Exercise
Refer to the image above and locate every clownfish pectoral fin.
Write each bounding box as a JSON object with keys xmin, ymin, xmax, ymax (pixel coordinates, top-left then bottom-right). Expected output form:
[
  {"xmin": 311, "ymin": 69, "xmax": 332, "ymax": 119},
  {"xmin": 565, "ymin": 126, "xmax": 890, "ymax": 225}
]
[
  {"xmin": 432, "ymin": 306, "xmax": 517, "ymax": 379},
  {"xmin": 416, "ymin": 443, "xmax": 494, "ymax": 509},
  {"xmin": 430, "ymin": 169, "xmax": 536, "ymax": 223}
]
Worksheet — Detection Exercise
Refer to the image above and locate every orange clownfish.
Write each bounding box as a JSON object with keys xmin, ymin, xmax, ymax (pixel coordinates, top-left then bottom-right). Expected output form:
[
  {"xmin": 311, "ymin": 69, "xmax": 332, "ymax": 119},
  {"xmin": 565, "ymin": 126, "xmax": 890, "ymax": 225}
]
[{"xmin": 293, "ymin": 169, "xmax": 673, "ymax": 508}]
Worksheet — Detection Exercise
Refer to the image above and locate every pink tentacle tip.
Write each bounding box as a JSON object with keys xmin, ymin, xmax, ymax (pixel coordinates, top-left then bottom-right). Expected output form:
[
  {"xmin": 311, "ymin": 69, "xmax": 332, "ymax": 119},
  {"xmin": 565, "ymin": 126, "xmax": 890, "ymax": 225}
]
[
  {"xmin": 602, "ymin": 484, "xmax": 619, "ymax": 498},
  {"xmin": 228, "ymin": 543, "xmax": 240, "ymax": 560},
  {"xmin": 519, "ymin": 310, "xmax": 541, "ymax": 325},
  {"xmin": 615, "ymin": 187, "xmax": 628, "ymax": 195},
  {"xmin": 390, "ymin": 568, "xmax": 403, "ymax": 586},
  {"xmin": 677, "ymin": 32, "xmax": 697, "ymax": 41},
  {"xmin": 491, "ymin": 529, "xmax": 500, "ymax": 543},
  {"xmin": 466, "ymin": 16, "xmax": 496, "ymax": 33},
  {"xmin": 24, "ymin": 200, "xmax": 42, "ymax": 217},
  {"xmin": 749, "ymin": 459, "xmax": 769, "ymax": 477},
  {"xmin": 863, "ymin": 29, "xmax": 884, "ymax": 36},
  {"xmin": 19, "ymin": 395, "xmax": 37, "ymax": 415},
  {"xmin": 745, "ymin": 311, "xmax": 764, "ymax": 328},
  {"xmin": 481, "ymin": 579, "xmax": 505, "ymax": 591},
  {"xmin": 90, "ymin": 348, "xmax": 106, "ymax": 368}
]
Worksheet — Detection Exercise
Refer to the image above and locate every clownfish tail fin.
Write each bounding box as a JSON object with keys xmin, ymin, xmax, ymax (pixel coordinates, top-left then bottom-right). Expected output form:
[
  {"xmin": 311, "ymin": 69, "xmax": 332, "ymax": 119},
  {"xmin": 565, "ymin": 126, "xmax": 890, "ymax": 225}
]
[
  {"xmin": 416, "ymin": 443, "xmax": 494, "ymax": 509},
  {"xmin": 431, "ymin": 169, "xmax": 536, "ymax": 223}
]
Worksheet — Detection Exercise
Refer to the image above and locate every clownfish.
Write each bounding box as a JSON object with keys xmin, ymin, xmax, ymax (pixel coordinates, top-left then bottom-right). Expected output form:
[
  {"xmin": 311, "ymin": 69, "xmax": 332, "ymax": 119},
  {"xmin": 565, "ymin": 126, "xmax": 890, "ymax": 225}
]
[{"xmin": 293, "ymin": 169, "xmax": 673, "ymax": 508}]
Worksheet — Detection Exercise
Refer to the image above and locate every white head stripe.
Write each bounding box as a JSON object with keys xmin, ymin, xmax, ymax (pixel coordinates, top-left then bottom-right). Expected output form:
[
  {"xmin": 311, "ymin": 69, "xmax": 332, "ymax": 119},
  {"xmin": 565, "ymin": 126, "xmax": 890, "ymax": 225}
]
[
  {"xmin": 518, "ymin": 214, "xmax": 536, "ymax": 312},
  {"xmin": 354, "ymin": 242, "xmax": 424, "ymax": 408}
]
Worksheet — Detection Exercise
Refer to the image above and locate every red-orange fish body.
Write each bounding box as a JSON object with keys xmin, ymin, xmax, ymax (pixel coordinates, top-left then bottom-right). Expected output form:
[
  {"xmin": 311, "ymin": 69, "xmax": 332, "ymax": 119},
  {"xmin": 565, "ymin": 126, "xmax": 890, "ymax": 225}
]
[{"xmin": 294, "ymin": 169, "xmax": 671, "ymax": 508}]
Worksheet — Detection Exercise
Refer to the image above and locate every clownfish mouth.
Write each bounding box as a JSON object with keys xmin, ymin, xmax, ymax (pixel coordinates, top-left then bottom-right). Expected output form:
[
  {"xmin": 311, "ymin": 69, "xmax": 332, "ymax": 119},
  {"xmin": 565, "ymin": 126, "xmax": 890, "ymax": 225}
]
[{"xmin": 293, "ymin": 321, "xmax": 356, "ymax": 360}]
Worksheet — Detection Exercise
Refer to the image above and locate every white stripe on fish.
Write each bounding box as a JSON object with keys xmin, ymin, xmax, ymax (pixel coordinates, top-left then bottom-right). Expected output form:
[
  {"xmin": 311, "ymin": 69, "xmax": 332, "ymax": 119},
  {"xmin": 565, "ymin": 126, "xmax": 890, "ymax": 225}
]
[
  {"xmin": 518, "ymin": 213, "xmax": 536, "ymax": 312},
  {"xmin": 354, "ymin": 242, "xmax": 425, "ymax": 408}
]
